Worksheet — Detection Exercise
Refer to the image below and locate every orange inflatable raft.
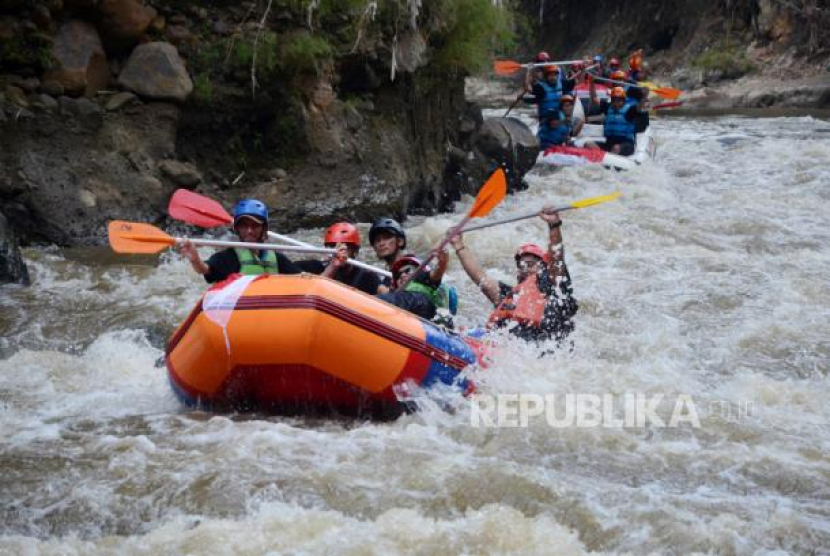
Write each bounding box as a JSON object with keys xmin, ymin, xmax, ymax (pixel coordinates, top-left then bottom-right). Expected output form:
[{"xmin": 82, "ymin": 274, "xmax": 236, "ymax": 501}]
[{"xmin": 166, "ymin": 274, "xmax": 478, "ymax": 417}]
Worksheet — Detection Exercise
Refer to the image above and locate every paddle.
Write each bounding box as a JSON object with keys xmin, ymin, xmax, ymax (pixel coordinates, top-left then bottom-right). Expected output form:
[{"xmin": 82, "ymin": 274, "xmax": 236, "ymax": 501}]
[
  {"xmin": 395, "ymin": 168, "xmax": 507, "ymax": 291},
  {"xmin": 461, "ymin": 191, "xmax": 621, "ymax": 233},
  {"xmin": 494, "ymin": 59, "xmax": 585, "ymax": 76},
  {"xmin": 592, "ymin": 76, "xmax": 681, "ymax": 100},
  {"xmin": 167, "ymin": 189, "xmax": 392, "ymax": 278},
  {"xmin": 652, "ymin": 100, "xmax": 684, "ymax": 110},
  {"xmin": 503, "ymin": 93, "xmax": 523, "ymax": 117},
  {"xmin": 108, "ymin": 221, "xmax": 335, "ymax": 255}
]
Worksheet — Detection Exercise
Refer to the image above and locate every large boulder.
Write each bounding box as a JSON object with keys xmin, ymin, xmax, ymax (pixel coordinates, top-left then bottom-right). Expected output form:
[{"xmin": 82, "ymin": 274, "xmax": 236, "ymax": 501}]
[
  {"xmin": 0, "ymin": 212, "xmax": 30, "ymax": 286},
  {"xmin": 96, "ymin": 0, "xmax": 157, "ymax": 51},
  {"xmin": 472, "ymin": 116, "xmax": 539, "ymax": 191},
  {"xmin": 41, "ymin": 20, "xmax": 109, "ymax": 97},
  {"xmin": 118, "ymin": 42, "xmax": 193, "ymax": 102}
]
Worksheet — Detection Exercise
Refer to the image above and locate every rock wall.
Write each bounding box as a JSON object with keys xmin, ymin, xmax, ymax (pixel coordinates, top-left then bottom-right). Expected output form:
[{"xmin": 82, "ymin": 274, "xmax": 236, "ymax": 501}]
[{"xmin": 0, "ymin": 1, "xmax": 518, "ymax": 247}]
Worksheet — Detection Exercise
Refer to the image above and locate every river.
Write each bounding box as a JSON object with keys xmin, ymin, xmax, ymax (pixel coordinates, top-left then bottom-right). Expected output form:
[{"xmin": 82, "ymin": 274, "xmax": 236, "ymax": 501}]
[{"xmin": 1, "ymin": 111, "xmax": 829, "ymax": 554}]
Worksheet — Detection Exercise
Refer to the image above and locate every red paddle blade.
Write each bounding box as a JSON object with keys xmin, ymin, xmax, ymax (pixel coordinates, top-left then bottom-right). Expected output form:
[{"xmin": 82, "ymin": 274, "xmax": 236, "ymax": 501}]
[{"xmin": 168, "ymin": 189, "xmax": 233, "ymax": 228}]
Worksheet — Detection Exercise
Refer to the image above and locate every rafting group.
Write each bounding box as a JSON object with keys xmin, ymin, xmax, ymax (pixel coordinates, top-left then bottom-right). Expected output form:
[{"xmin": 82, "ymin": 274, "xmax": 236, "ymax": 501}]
[{"xmin": 496, "ymin": 49, "xmax": 680, "ymax": 169}]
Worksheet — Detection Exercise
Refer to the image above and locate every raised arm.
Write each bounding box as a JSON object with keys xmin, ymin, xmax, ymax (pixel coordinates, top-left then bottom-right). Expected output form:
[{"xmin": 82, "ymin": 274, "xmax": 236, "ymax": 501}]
[
  {"xmin": 539, "ymin": 208, "xmax": 567, "ymax": 282},
  {"xmin": 449, "ymin": 234, "xmax": 501, "ymax": 305}
]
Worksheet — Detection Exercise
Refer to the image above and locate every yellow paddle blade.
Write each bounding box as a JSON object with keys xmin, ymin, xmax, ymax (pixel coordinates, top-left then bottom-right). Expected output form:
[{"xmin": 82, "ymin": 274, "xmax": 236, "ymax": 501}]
[
  {"xmin": 493, "ymin": 60, "xmax": 523, "ymax": 75},
  {"xmin": 108, "ymin": 221, "xmax": 175, "ymax": 254},
  {"xmin": 570, "ymin": 191, "xmax": 622, "ymax": 210},
  {"xmin": 469, "ymin": 168, "xmax": 508, "ymax": 219}
]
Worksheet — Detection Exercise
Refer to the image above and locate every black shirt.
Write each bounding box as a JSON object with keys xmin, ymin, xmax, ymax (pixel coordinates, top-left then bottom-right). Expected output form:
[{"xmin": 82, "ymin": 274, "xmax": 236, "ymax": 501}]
[
  {"xmin": 295, "ymin": 259, "xmax": 381, "ymax": 295},
  {"xmin": 203, "ymin": 248, "xmax": 303, "ymax": 283},
  {"xmin": 495, "ymin": 269, "xmax": 578, "ymax": 343}
]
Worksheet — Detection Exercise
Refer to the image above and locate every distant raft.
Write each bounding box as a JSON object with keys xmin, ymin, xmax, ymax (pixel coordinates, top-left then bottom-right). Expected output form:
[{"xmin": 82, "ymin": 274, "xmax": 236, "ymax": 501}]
[
  {"xmin": 537, "ymin": 125, "xmax": 655, "ymax": 171},
  {"xmin": 166, "ymin": 274, "xmax": 478, "ymax": 418}
]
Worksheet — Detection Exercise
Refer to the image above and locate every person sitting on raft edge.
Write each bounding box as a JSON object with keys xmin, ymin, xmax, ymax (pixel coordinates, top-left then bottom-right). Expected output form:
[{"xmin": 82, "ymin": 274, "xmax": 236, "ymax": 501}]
[
  {"xmin": 450, "ymin": 208, "xmax": 578, "ymax": 346},
  {"xmin": 179, "ymin": 199, "xmax": 304, "ymax": 283}
]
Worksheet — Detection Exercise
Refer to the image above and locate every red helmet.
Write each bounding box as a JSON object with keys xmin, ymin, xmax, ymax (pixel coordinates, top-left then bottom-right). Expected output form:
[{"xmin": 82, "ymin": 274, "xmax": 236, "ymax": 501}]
[
  {"xmin": 542, "ymin": 64, "xmax": 559, "ymax": 75},
  {"xmin": 573, "ymin": 61, "xmax": 585, "ymax": 70},
  {"xmin": 610, "ymin": 86, "xmax": 627, "ymax": 99},
  {"xmin": 560, "ymin": 94, "xmax": 575, "ymax": 104},
  {"xmin": 391, "ymin": 254, "xmax": 423, "ymax": 287},
  {"xmin": 609, "ymin": 58, "xmax": 621, "ymax": 68},
  {"xmin": 610, "ymin": 70, "xmax": 628, "ymax": 81},
  {"xmin": 515, "ymin": 243, "xmax": 546, "ymax": 262},
  {"xmin": 535, "ymin": 51, "xmax": 551, "ymax": 62},
  {"xmin": 324, "ymin": 222, "xmax": 360, "ymax": 246}
]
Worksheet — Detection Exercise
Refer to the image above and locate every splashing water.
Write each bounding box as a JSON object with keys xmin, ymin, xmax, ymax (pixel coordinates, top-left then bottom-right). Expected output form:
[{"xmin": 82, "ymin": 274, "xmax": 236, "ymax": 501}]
[{"xmin": 1, "ymin": 113, "xmax": 829, "ymax": 554}]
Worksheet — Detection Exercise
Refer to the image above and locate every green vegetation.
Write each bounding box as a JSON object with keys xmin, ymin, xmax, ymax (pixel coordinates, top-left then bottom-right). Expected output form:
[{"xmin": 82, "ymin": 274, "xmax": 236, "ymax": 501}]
[
  {"xmin": 428, "ymin": 0, "xmax": 515, "ymax": 74},
  {"xmin": 279, "ymin": 31, "xmax": 332, "ymax": 76},
  {"xmin": 692, "ymin": 44, "xmax": 756, "ymax": 78},
  {"xmin": 0, "ymin": 32, "xmax": 53, "ymax": 73}
]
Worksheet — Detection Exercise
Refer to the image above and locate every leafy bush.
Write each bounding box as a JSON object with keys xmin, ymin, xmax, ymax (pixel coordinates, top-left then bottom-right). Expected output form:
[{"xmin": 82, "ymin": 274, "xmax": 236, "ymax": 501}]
[
  {"xmin": 279, "ymin": 31, "xmax": 332, "ymax": 76},
  {"xmin": 692, "ymin": 45, "xmax": 756, "ymax": 78}
]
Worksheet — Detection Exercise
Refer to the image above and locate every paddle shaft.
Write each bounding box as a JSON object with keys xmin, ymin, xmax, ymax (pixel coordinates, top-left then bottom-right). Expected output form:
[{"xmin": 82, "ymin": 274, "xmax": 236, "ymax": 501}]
[
  {"xmin": 461, "ymin": 205, "xmax": 576, "ymax": 233},
  {"xmin": 266, "ymin": 231, "xmax": 392, "ymax": 278},
  {"xmin": 592, "ymin": 75, "xmax": 639, "ymax": 88},
  {"xmin": 184, "ymin": 238, "xmax": 335, "ymax": 254},
  {"xmin": 524, "ymin": 60, "xmax": 584, "ymax": 68}
]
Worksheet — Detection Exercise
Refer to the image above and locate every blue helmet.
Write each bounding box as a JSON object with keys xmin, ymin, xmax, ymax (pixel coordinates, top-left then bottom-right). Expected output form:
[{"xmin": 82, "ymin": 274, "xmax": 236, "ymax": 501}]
[
  {"xmin": 593, "ymin": 55, "xmax": 604, "ymax": 63},
  {"xmin": 233, "ymin": 199, "xmax": 268, "ymax": 226}
]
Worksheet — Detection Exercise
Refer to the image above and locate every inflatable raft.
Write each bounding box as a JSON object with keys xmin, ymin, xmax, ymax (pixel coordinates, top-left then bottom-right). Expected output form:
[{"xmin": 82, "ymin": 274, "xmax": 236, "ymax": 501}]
[
  {"xmin": 538, "ymin": 124, "xmax": 655, "ymax": 171},
  {"xmin": 166, "ymin": 274, "xmax": 477, "ymax": 418}
]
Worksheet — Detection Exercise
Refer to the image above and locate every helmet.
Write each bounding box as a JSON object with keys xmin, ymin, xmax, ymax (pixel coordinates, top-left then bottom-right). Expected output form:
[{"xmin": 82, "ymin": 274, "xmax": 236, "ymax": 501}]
[
  {"xmin": 610, "ymin": 70, "xmax": 628, "ymax": 81},
  {"xmin": 610, "ymin": 86, "xmax": 627, "ymax": 99},
  {"xmin": 391, "ymin": 254, "xmax": 423, "ymax": 286},
  {"xmin": 560, "ymin": 94, "xmax": 575, "ymax": 104},
  {"xmin": 324, "ymin": 222, "xmax": 360, "ymax": 247},
  {"xmin": 534, "ymin": 51, "xmax": 551, "ymax": 63},
  {"xmin": 515, "ymin": 243, "xmax": 546, "ymax": 262},
  {"xmin": 573, "ymin": 61, "xmax": 585, "ymax": 70},
  {"xmin": 609, "ymin": 57, "xmax": 621, "ymax": 67},
  {"xmin": 542, "ymin": 64, "xmax": 559, "ymax": 75},
  {"xmin": 369, "ymin": 217, "xmax": 406, "ymax": 248},
  {"xmin": 233, "ymin": 199, "xmax": 268, "ymax": 225},
  {"xmin": 593, "ymin": 55, "xmax": 604, "ymax": 63}
]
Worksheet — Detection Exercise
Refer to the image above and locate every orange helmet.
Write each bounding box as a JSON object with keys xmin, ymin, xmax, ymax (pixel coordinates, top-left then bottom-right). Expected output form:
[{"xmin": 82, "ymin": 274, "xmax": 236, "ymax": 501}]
[
  {"xmin": 610, "ymin": 70, "xmax": 628, "ymax": 81},
  {"xmin": 542, "ymin": 64, "xmax": 559, "ymax": 75},
  {"xmin": 560, "ymin": 94, "xmax": 575, "ymax": 104},
  {"xmin": 609, "ymin": 58, "xmax": 621, "ymax": 68},
  {"xmin": 324, "ymin": 222, "xmax": 360, "ymax": 247},
  {"xmin": 515, "ymin": 243, "xmax": 546, "ymax": 262},
  {"xmin": 610, "ymin": 86, "xmax": 627, "ymax": 99}
]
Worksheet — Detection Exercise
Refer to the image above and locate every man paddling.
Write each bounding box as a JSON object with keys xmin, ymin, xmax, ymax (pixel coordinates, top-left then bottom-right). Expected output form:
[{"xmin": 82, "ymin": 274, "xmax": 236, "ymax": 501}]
[
  {"xmin": 584, "ymin": 85, "xmax": 646, "ymax": 157},
  {"xmin": 537, "ymin": 94, "xmax": 583, "ymax": 150},
  {"xmin": 296, "ymin": 222, "xmax": 381, "ymax": 295},
  {"xmin": 522, "ymin": 64, "xmax": 578, "ymax": 119},
  {"xmin": 179, "ymin": 199, "xmax": 303, "ymax": 282},
  {"xmin": 450, "ymin": 208, "xmax": 578, "ymax": 344}
]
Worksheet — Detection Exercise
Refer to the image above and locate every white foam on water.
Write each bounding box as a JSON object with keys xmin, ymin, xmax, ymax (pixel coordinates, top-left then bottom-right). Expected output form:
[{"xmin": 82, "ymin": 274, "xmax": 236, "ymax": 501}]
[{"xmin": 2, "ymin": 114, "xmax": 830, "ymax": 553}]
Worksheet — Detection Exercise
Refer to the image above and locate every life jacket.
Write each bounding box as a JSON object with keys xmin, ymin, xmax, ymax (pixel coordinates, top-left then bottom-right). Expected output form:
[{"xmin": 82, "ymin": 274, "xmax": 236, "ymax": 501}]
[
  {"xmin": 235, "ymin": 248, "xmax": 278, "ymax": 275},
  {"xmin": 537, "ymin": 111, "xmax": 571, "ymax": 148},
  {"xmin": 487, "ymin": 274, "xmax": 548, "ymax": 328},
  {"xmin": 603, "ymin": 103, "xmax": 636, "ymax": 143},
  {"xmin": 538, "ymin": 76, "xmax": 563, "ymax": 115},
  {"xmin": 404, "ymin": 280, "xmax": 456, "ymax": 313}
]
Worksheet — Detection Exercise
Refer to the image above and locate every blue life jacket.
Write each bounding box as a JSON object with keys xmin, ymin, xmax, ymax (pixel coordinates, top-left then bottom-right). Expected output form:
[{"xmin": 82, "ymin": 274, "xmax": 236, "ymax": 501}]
[
  {"xmin": 538, "ymin": 76, "xmax": 563, "ymax": 115},
  {"xmin": 603, "ymin": 104, "xmax": 636, "ymax": 143},
  {"xmin": 537, "ymin": 111, "xmax": 571, "ymax": 148}
]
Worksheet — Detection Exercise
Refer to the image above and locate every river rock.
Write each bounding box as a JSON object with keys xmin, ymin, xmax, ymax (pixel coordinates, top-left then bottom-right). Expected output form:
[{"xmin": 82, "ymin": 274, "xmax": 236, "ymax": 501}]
[
  {"xmin": 158, "ymin": 159, "xmax": 201, "ymax": 187},
  {"xmin": 41, "ymin": 19, "xmax": 109, "ymax": 97},
  {"xmin": 472, "ymin": 117, "xmax": 538, "ymax": 191},
  {"xmin": 31, "ymin": 93, "xmax": 58, "ymax": 111},
  {"xmin": 4, "ymin": 85, "xmax": 29, "ymax": 108},
  {"xmin": 59, "ymin": 95, "xmax": 102, "ymax": 118},
  {"xmin": 0, "ymin": 212, "xmax": 30, "ymax": 286},
  {"xmin": 40, "ymin": 79, "xmax": 64, "ymax": 96},
  {"xmin": 96, "ymin": 0, "xmax": 157, "ymax": 51},
  {"xmin": 104, "ymin": 90, "xmax": 137, "ymax": 111},
  {"xmin": 394, "ymin": 31, "xmax": 428, "ymax": 74},
  {"xmin": 118, "ymin": 42, "xmax": 193, "ymax": 102}
]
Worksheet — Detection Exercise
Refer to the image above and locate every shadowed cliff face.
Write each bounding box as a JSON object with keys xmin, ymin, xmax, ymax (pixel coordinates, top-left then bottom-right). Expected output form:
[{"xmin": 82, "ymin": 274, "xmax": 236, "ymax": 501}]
[{"xmin": 0, "ymin": 0, "xmax": 518, "ymax": 247}]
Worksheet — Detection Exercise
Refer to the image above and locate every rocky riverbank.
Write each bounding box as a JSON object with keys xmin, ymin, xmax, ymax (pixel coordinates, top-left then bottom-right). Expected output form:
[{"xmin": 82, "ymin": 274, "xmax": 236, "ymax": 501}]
[{"xmin": 0, "ymin": 1, "xmax": 537, "ymax": 284}]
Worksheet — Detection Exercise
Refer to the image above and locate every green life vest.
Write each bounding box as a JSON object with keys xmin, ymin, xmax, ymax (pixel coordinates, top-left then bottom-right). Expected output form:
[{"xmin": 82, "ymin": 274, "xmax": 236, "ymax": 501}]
[
  {"xmin": 235, "ymin": 248, "xmax": 278, "ymax": 276},
  {"xmin": 405, "ymin": 280, "xmax": 448, "ymax": 309}
]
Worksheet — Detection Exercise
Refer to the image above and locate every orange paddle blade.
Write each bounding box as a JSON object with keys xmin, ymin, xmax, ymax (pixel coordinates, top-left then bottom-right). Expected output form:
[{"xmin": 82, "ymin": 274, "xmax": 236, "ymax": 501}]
[
  {"xmin": 468, "ymin": 168, "xmax": 507, "ymax": 219},
  {"xmin": 108, "ymin": 221, "xmax": 175, "ymax": 254},
  {"xmin": 493, "ymin": 60, "xmax": 524, "ymax": 76},
  {"xmin": 168, "ymin": 189, "xmax": 233, "ymax": 228},
  {"xmin": 652, "ymin": 86, "xmax": 681, "ymax": 100}
]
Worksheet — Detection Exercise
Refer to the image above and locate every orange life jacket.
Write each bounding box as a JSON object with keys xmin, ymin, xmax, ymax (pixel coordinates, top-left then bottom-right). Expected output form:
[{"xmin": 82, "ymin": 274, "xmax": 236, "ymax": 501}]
[{"xmin": 487, "ymin": 274, "xmax": 547, "ymax": 328}]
